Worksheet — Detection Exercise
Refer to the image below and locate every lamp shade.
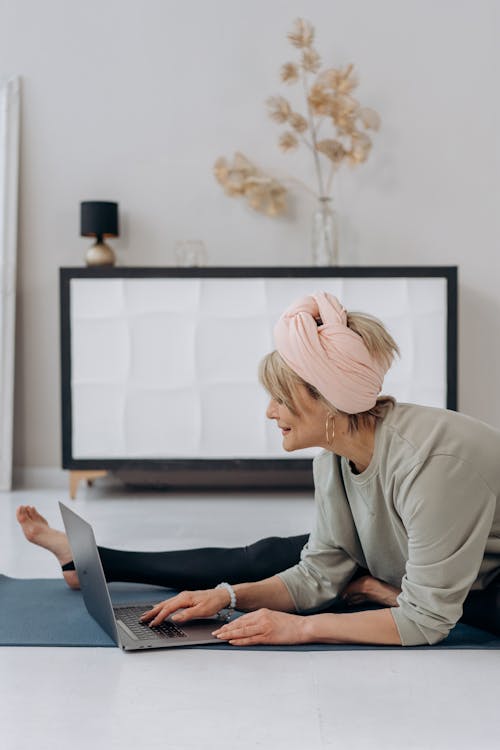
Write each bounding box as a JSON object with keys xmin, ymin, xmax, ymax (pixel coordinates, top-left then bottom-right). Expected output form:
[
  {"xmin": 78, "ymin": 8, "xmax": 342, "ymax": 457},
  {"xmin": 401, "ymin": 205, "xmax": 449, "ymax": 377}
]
[{"xmin": 80, "ymin": 201, "xmax": 119, "ymax": 238}]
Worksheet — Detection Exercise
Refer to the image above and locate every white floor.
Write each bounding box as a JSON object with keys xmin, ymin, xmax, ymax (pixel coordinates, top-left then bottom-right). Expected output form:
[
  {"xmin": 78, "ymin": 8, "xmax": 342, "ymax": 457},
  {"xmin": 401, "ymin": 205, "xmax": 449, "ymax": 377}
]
[{"xmin": 1, "ymin": 481, "xmax": 499, "ymax": 750}]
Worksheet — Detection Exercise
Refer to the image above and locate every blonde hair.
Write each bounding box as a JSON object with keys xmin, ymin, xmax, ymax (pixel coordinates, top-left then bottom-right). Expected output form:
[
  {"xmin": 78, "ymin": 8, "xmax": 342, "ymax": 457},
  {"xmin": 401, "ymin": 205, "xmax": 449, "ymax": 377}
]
[{"xmin": 259, "ymin": 310, "xmax": 400, "ymax": 432}]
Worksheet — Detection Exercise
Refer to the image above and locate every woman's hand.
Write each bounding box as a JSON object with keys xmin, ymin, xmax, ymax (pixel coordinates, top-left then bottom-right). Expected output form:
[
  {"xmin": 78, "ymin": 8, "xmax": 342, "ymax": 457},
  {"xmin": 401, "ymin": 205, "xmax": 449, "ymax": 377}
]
[
  {"xmin": 140, "ymin": 588, "xmax": 230, "ymax": 627},
  {"xmin": 212, "ymin": 609, "xmax": 308, "ymax": 646},
  {"xmin": 341, "ymin": 575, "xmax": 401, "ymax": 607}
]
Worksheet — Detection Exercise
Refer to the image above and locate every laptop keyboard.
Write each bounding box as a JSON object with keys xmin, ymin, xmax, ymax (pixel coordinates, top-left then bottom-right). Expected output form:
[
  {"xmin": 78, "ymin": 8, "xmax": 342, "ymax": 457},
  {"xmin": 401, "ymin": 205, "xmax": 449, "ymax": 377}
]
[{"xmin": 116, "ymin": 606, "xmax": 188, "ymax": 640}]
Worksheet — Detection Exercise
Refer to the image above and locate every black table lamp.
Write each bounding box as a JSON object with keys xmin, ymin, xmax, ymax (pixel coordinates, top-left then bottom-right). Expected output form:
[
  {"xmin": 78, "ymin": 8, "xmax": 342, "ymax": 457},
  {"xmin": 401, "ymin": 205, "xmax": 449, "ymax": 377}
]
[{"xmin": 80, "ymin": 201, "xmax": 119, "ymax": 266}]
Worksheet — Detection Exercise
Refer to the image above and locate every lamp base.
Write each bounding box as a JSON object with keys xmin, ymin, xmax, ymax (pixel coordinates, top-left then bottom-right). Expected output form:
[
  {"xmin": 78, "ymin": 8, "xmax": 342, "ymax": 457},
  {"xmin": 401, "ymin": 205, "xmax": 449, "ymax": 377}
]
[{"xmin": 85, "ymin": 241, "xmax": 116, "ymax": 266}]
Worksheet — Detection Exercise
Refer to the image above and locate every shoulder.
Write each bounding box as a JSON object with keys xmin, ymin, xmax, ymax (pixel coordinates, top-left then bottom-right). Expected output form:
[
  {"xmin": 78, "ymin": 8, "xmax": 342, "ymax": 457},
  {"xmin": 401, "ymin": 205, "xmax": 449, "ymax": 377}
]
[
  {"xmin": 312, "ymin": 451, "xmax": 349, "ymax": 503},
  {"xmin": 313, "ymin": 449, "xmax": 341, "ymax": 481},
  {"xmin": 380, "ymin": 403, "xmax": 500, "ymax": 462},
  {"xmin": 313, "ymin": 449, "xmax": 333, "ymax": 469},
  {"xmin": 372, "ymin": 404, "xmax": 500, "ymax": 517},
  {"xmin": 394, "ymin": 453, "xmax": 498, "ymax": 528},
  {"xmin": 383, "ymin": 402, "xmax": 500, "ymax": 439}
]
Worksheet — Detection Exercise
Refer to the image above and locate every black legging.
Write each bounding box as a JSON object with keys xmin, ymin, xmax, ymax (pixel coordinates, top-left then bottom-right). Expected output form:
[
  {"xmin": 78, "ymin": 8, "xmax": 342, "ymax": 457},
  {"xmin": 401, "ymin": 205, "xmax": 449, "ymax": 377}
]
[
  {"xmin": 97, "ymin": 534, "xmax": 309, "ymax": 590},
  {"xmin": 65, "ymin": 533, "xmax": 500, "ymax": 637}
]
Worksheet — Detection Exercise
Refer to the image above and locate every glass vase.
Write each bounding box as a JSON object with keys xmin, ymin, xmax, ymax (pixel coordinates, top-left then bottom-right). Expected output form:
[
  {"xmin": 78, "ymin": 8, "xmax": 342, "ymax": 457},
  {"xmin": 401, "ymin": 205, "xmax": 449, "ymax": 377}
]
[{"xmin": 311, "ymin": 196, "xmax": 339, "ymax": 266}]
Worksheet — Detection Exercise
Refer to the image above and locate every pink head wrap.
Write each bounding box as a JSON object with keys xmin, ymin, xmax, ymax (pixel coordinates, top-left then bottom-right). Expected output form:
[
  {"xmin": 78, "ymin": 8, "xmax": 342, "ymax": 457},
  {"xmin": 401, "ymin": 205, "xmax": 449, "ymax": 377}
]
[{"xmin": 273, "ymin": 292, "xmax": 388, "ymax": 414}]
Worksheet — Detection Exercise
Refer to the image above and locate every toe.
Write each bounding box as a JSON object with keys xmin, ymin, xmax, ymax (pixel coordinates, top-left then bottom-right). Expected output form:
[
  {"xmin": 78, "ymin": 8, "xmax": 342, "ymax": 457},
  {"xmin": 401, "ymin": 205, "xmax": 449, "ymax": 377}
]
[{"xmin": 16, "ymin": 506, "xmax": 26, "ymax": 522}]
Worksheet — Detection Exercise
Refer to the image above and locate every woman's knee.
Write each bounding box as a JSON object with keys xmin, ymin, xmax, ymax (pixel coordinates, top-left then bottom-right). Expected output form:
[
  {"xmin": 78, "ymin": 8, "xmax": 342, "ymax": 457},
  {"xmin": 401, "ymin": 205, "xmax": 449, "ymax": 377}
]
[{"xmin": 243, "ymin": 535, "xmax": 305, "ymax": 578}]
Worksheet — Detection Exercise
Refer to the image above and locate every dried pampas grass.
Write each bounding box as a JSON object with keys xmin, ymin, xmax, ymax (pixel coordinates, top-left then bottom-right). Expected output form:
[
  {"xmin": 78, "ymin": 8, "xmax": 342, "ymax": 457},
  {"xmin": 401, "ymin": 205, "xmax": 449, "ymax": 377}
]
[
  {"xmin": 266, "ymin": 17, "xmax": 381, "ymax": 197},
  {"xmin": 213, "ymin": 17, "xmax": 380, "ymax": 217},
  {"xmin": 289, "ymin": 112, "xmax": 308, "ymax": 133},
  {"xmin": 301, "ymin": 48, "xmax": 321, "ymax": 73},
  {"xmin": 266, "ymin": 96, "xmax": 292, "ymax": 124},
  {"xmin": 214, "ymin": 152, "xmax": 287, "ymax": 216},
  {"xmin": 279, "ymin": 132, "xmax": 299, "ymax": 152},
  {"xmin": 281, "ymin": 63, "xmax": 299, "ymax": 84},
  {"xmin": 316, "ymin": 139, "xmax": 346, "ymax": 163},
  {"xmin": 287, "ymin": 18, "xmax": 315, "ymax": 49}
]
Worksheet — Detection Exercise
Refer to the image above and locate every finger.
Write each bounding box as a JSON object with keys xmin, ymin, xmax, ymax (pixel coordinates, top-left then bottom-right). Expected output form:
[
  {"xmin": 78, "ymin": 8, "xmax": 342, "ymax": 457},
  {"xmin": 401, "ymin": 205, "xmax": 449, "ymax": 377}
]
[
  {"xmin": 171, "ymin": 604, "xmax": 206, "ymax": 623},
  {"xmin": 212, "ymin": 608, "xmax": 262, "ymax": 634},
  {"xmin": 148, "ymin": 606, "xmax": 182, "ymax": 627},
  {"xmin": 140, "ymin": 596, "xmax": 186, "ymax": 622},
  {"xmin": 147, "ymin": 602, "xmax": 193, "ymax": 627},
  {"xmin": 227, "ymin": 636, "xmax": 263, "ymax": 647},
  {"xmin": 213, "ymin": 622, "xmax": 262, "ymax": 641},
  {"xmin": 139, "ymin": 604, "xmax": 163, "ymax": 622},
  {"xmin": 212, "ymin": 611, "xmax": 257, "ymax": 634},
  {"xmin": 343, "ymin": 582, "xmax": 361, "ymax": 596},
  {"xmin": 212, "ymin": 620, "xmax": 246, "ymax": 637},
  {"xmin": 148, "ymin": 612, "xmax": 170, "ymax": 627}
]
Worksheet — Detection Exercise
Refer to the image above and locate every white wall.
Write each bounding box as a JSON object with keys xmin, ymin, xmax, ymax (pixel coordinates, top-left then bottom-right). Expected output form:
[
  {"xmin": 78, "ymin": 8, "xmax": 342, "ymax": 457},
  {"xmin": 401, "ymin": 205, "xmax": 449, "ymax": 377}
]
[{"xmin": 0, "ymin": 0, "xmax": 499, "ymax": 470}]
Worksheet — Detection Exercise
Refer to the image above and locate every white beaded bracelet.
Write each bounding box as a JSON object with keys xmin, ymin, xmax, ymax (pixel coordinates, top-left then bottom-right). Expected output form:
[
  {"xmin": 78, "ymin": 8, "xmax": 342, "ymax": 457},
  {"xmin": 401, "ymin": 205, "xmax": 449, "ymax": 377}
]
[{"xmin": 216, "ymin": 582, "xmax": 237, "ymax": 610}]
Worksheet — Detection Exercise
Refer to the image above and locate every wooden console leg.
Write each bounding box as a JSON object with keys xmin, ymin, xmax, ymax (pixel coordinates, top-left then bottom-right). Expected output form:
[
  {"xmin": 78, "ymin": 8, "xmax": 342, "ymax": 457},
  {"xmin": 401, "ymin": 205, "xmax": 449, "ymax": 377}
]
[{"xmin": 69, "ymin": 470, "xmax": 108, "ymax": 500}]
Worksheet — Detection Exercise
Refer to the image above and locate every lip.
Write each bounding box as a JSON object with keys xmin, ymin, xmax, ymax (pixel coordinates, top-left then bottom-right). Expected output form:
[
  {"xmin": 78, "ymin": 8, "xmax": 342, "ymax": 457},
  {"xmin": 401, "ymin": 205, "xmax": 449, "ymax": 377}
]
[{"xmin": 278, "ymin": 425, "xmax": 291, "ymax": 435}]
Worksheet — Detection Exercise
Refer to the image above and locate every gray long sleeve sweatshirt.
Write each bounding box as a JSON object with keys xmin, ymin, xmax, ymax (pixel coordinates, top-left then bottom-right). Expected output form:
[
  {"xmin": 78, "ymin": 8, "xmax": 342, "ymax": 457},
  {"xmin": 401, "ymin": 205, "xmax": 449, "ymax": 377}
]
[{"xmin": 278, "ymin": 403, "xmax": 500, "ymax": 646}]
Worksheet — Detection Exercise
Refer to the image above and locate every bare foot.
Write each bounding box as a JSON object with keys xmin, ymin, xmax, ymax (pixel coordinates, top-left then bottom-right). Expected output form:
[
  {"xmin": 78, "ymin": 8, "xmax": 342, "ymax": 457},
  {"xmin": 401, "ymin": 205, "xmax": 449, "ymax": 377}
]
[{"xmin": 16, "ymin": 505, "xmax": 80, "ymax": 589}]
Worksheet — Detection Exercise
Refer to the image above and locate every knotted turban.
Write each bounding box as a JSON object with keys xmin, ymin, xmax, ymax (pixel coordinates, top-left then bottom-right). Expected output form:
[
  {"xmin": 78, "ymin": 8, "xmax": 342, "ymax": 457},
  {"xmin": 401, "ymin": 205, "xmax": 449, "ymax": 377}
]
[{"xmin": 273, "ymin": 292, "xmax": 389, "ymax": 414}]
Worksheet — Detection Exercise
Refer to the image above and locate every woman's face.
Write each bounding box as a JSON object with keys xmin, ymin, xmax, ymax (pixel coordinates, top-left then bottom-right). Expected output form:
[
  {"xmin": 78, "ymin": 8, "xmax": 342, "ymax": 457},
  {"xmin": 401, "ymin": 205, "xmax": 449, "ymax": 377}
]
[{"xmin": 266, "ymin": 383, "xmax": 330, "ymax": 452}]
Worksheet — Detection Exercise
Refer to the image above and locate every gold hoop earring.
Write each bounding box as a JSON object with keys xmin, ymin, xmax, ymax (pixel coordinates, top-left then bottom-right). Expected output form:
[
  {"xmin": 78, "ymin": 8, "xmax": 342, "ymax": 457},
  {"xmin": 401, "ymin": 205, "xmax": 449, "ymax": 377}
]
[{"xmin": 325, "ymin": 413, "xmax": 335, "ymax": 446}]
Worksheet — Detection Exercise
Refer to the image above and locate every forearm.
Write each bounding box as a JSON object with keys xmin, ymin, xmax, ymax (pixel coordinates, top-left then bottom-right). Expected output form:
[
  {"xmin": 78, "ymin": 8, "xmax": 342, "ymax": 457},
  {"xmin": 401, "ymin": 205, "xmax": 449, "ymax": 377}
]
[
  {"xmin": 303, "ymin": 607, "xmax": 402, "ymax": 646},
  {"xmin": 233, "ymin": 575, "xmax": 296, "ymax": 612}
]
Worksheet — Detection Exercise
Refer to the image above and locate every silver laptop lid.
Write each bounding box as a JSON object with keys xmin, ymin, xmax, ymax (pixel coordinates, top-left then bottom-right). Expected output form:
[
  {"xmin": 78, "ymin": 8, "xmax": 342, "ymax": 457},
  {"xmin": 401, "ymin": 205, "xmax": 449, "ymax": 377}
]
[{"xmin": 59, "ymin": 502, "xmax": 120, "ymax": 646}]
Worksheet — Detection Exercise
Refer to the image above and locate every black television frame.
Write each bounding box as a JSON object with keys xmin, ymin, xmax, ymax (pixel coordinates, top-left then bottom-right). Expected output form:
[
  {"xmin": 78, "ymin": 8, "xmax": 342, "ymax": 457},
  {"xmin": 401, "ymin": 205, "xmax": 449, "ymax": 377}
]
[{"xmin": 60, "ymin": 266, "xmax": 458, "ymax": 487}]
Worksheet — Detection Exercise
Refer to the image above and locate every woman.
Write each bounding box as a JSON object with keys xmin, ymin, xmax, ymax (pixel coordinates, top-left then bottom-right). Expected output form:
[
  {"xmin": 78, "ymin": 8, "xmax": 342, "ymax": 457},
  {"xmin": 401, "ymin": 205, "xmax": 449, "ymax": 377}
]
[{"xmin": 18, "ymin": 292, "xmax": 500, "ymax": 646}]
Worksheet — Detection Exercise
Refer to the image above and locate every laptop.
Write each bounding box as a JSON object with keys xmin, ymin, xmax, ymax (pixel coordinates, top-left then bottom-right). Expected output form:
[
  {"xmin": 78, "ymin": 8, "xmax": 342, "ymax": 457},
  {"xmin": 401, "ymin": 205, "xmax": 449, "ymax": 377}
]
[{"xmin": 59, "ymin": 502, "xmax": 227, "ymax": 651}]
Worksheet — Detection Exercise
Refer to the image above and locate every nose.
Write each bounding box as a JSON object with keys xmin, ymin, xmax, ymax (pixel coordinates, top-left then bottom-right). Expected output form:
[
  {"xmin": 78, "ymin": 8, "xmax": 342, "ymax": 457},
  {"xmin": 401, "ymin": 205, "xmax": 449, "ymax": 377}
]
[{"xmin": 266, "ymin": 398, "xmax": 279, "ymax": 420}]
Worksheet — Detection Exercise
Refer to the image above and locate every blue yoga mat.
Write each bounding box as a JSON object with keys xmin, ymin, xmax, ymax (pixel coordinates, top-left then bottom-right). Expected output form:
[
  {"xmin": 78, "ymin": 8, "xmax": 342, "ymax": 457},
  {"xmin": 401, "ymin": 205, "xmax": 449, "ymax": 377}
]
[{"xmin": 1, "ymin": 575, "xmax": 499, "ymax": 650}]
